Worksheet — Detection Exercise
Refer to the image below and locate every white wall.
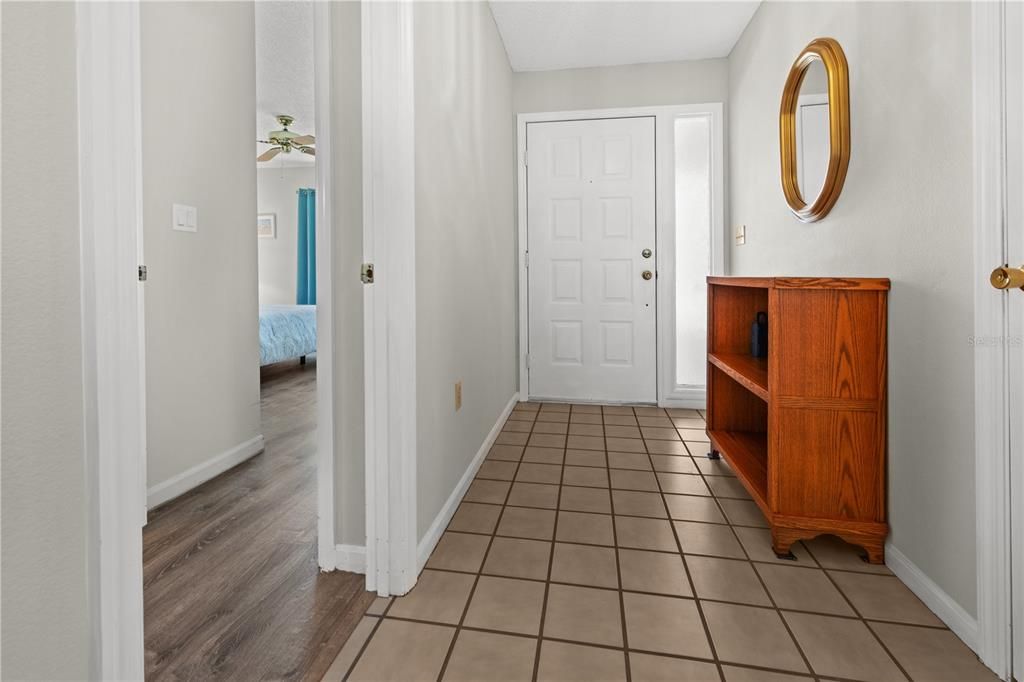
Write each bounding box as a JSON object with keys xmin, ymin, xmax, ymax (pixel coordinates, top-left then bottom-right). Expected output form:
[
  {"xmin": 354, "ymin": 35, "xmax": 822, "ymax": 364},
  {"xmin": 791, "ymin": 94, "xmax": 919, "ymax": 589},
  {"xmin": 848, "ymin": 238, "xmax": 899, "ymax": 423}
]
[
  {"xmin": 329, "ymin": 1, "xmax": 366, "ymax": 547},
  {"xmin": 414, "ymin": 1, "xmax": 518, "ymax": 539},
  {"xmin": 513, "ymin": 58, "xmax": 728, "ymax": 113},
  {"xmin": 257, "ymin": 165, "xmax": 316, "ymax": 305},
  {"xmin": 0, "ymin": 2, "xmax": 93, "ymax": 678},
  {"xmin": 141, "ymin": 2, "xmax": 263, "ymax": 492},
  {"xmin": 728, "ymin": 1, "xmax": 977, "ymax": 616}
]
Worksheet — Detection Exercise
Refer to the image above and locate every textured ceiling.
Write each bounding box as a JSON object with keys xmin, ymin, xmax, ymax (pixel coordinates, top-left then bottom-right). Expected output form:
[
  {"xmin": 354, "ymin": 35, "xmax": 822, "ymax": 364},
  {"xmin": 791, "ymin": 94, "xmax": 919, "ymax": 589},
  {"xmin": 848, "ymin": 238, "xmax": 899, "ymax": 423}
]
[
  {"xmin": 255, "ymin": 1, "xmax": 315, "ymax": 167},
  {"xmin": 490, "ymin": 1, "xmax": 760, "ymax": 72}
]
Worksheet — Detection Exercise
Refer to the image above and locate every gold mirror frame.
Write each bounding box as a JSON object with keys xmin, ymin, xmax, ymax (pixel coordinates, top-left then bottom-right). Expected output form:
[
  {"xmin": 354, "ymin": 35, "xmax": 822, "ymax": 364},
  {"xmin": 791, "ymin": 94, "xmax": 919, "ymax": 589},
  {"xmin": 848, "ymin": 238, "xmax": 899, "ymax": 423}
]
[{"xmin": 779, "ymin": 37, "xmax": 851, "ymax": 222}]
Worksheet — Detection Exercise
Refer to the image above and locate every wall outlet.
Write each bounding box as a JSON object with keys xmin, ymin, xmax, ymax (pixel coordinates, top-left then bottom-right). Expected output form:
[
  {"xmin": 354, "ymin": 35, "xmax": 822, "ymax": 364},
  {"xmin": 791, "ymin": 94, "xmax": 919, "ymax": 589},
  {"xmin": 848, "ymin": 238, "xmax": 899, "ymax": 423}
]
[
  {"xmin": 454, "ymin": 381, "xmax": 462, "ymax": 411},
  {"xmin": 735, "ymin": 224, "xmax": 746, "ymax": 246}
]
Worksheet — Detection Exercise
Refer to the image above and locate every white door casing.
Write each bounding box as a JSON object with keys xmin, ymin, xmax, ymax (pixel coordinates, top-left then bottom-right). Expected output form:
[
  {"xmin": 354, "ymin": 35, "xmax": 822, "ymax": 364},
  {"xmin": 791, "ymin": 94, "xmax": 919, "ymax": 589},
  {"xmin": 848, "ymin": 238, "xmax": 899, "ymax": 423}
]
[
  {"xmin": 974, "ymin": 0, "xmax": 1024, "ymax": 677},
  {"xmin": 526, "ymin": 117, "xmax": 657, "ymax": 403},
  {"xmin": 1007, "ymin": 1, "xmax": 1024, "ymax": 676}
]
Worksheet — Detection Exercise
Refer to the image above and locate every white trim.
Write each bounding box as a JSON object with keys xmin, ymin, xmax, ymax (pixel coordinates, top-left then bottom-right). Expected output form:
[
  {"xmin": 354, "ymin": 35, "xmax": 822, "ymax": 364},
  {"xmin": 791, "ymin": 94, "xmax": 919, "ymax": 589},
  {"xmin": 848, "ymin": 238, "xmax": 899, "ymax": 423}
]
[
  {"xmin": 973, "ymin": 1, "xmax": 1013, "ymax": 678},
  {"xmin": 886, "ymin": 543, "xmax": 979, "ymax": 652},
  {"xmin": 76, "ymin": 2, "xmax": 146, "ymax": 678},
  {"xmin": 313, "ymin": 0, "xmax": 338, "ymax": 574},
  {"xmin": 362, "ymin": 0, "xmax": 418, "ymax": 597},
  {"xmin": 417, "ymin": 393, "xmax": 520, "ymax": 572},
  {"xmin": 516, "ymin": 104, "xmax": 723, "ymax": 407},
  {"xmin": 335, "ymin": 545, "xmax": 367, "ymax": 574},
  {"xmin": 146, "ymin": 436, "xmax": 265, "ymax": 509}
]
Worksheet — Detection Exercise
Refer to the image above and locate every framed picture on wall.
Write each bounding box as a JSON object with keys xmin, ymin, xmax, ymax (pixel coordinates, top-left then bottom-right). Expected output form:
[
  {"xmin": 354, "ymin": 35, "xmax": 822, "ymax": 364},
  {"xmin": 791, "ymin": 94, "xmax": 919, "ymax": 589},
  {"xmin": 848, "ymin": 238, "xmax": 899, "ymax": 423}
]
[{"xmin": 257, "ymin": 213, "xmax": 276, "ymax": 239}]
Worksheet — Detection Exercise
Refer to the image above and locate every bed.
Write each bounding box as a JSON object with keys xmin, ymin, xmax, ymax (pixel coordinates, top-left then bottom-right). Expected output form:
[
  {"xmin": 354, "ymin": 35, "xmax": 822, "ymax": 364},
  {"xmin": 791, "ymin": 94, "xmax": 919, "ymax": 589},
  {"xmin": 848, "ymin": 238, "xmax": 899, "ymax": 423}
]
[{"xmin": 259, "ymin": 304, "xmax": 317, "ymax": 366}]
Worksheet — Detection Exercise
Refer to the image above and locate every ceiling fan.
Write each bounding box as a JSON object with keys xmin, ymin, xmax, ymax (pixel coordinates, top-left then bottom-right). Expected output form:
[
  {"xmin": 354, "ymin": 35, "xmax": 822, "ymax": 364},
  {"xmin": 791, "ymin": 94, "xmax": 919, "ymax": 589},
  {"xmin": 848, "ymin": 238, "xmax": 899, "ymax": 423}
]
[{"xmin": 257, "ymin": 114, "xmax": 315, "ymax": 162}]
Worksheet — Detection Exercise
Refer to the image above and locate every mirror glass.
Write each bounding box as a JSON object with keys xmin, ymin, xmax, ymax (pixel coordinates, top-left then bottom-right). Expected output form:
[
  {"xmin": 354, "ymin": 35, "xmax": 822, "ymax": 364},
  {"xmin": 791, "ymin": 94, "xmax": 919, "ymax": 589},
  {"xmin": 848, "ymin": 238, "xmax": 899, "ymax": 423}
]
[{"xmin": 795, "ymin": 58, "xmax": 830, "ymax": 202}]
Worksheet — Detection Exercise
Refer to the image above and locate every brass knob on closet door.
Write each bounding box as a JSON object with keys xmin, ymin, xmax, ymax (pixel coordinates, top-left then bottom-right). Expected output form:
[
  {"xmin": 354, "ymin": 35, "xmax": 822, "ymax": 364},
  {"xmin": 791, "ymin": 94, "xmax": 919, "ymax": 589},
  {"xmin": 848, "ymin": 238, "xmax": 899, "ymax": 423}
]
[
  {"xmin": 642, "ymin": 270, "xmax": 653, "ymax": 281},
  {"xmin": 990, "ymin": 265, "xmax": 1024, "ymax": 290}
]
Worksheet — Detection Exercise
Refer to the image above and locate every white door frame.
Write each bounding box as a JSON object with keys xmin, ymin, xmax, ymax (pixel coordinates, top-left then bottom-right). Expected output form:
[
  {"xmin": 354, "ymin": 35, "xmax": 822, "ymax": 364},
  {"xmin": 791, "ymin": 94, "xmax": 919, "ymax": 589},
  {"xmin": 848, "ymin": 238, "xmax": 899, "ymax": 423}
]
[
  {"xmin": 313, "ymin": 0, "xmax": 339, "ymax": 574},
  {"xmin": 360, "ymin": 0, "xmax": 418, "ymax": 597},
  {"xmin": 516, "ymin": 104, "xmax": 725, "ymax": 408},
  {"xmin": 77, "ymin": 2, "xmax": 419, "ymax": 676},
  {"xmin": 973, "ymin": 0, "xmax": 1019, "ymax": 677},
  {"xmin": 76, "ymin": 3, "xmax": 147, "ymax": 677}
]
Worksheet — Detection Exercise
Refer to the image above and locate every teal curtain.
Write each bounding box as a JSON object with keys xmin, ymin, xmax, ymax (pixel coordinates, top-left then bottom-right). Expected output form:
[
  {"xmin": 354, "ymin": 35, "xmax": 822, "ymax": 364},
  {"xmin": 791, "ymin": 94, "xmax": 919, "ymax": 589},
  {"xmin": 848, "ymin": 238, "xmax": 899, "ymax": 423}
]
[{"xmin": 296, "ymin": 188, "xmax": 316, "ymax": 305}]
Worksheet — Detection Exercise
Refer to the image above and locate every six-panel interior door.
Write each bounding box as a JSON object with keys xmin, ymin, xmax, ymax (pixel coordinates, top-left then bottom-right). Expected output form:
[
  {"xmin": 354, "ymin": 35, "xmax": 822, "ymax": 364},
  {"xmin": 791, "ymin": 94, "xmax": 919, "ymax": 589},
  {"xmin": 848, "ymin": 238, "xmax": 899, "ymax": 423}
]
[{"xmin": 526, "ymin": 117, "xmax": 657, "ymax": 403}]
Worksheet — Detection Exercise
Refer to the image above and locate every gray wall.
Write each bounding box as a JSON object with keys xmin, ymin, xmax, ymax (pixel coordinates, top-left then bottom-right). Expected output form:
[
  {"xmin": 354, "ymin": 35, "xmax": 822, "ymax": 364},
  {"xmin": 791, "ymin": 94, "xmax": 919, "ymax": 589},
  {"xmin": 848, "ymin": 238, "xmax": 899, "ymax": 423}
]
[
  {"xmin": 140, "ymin": 2, "xmax": 263, "ymax": 492},
  {"xmin": 728, "ymin": 1, "xmax": 976, "ymax": 615},
  {"xmin": 1, "ymin": 2, "xmax": 93, "ymax": 678},
  {"xmin": 414, "ymin": 1, "xmax": 518, "ymax": 539},
  {"xmin": 257, "ymin": 165, "xmax": 317, "ymax": 305},
  {"xmin": 513, "ymin": 58, "xmax": 728, "ymax": 113}
]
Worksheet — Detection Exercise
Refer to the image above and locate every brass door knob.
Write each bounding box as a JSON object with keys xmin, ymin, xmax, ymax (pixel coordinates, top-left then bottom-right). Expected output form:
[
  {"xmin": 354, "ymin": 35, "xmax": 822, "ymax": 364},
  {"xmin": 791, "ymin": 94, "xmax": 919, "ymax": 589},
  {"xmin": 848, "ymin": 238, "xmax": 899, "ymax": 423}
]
[
  {"xmin": 642, "ymin": 270, "xmax": 653, "ymax": 281},
  {"xmin": 990, "ymin": 265, "xmax": 1024, "ymax": 290}
]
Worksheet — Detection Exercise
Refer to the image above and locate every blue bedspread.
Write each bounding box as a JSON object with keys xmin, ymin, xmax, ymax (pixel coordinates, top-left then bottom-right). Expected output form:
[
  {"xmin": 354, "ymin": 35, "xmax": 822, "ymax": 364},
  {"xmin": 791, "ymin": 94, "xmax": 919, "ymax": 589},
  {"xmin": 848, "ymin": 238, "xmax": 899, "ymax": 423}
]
[{"xmin": 259, "ymin": 305, "xmax": 317, "ymax": 366}]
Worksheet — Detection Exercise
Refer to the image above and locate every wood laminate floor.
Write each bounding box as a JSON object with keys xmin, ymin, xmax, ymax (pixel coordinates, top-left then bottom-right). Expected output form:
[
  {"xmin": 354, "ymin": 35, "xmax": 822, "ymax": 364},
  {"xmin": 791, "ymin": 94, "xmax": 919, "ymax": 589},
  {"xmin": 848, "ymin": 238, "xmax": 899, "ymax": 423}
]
[{"xmin": 144, "ymin": 358, "xmax": 374, "ymax": 681}]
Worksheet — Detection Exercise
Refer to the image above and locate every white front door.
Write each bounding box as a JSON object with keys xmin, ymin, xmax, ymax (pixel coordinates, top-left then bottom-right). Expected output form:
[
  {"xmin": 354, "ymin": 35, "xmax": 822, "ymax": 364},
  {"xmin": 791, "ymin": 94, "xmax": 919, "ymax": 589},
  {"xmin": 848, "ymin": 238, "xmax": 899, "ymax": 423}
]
[{"xmin": 526, "ymin": 117, "xmax": 657, "ymax": 403}]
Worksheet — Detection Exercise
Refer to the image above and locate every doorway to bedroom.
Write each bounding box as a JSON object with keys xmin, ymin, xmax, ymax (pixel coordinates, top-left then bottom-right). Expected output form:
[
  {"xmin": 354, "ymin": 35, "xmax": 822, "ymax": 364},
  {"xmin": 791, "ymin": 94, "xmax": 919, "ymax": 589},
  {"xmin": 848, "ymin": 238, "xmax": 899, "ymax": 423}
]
[{"xmin": 139, "ymin": 3, "xmax": 374, "ymax": 679}]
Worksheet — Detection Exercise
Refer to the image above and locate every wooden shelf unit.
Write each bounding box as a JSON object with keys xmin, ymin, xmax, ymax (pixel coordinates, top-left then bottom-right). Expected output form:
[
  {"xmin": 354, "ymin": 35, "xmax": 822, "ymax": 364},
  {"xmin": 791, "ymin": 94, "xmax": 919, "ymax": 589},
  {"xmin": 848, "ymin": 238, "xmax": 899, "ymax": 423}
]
[{"xmin": 706, "ymin": 276, "xmax": 890, "ymax": 563}]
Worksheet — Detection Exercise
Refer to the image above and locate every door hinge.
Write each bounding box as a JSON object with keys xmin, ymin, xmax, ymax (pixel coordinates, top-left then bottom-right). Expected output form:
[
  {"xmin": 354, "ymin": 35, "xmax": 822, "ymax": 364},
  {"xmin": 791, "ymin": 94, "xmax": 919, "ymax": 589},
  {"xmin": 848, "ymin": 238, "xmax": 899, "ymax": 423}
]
[
  {"xmin": 361, "ymin": 263, "xmax": 375, "ymax": 284},
  {"xmin": 138, "ymin": 265, "xmax": 147, "ymax": 282},
  {"xmin": 525, "ymin": 354, "xmax": 531, "ymax": 369},
  {"xmin": 524, "ymin": 251, "xmax": 530, "ymax": 268}
]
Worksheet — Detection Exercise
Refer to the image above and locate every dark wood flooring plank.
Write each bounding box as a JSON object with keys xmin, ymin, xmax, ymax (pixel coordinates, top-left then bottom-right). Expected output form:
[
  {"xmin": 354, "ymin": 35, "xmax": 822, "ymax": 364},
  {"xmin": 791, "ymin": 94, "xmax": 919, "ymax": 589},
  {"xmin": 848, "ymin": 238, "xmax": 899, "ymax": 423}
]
[{"xmin": 144, "ymin": 360, "xmax": 373, "ymax": 681}]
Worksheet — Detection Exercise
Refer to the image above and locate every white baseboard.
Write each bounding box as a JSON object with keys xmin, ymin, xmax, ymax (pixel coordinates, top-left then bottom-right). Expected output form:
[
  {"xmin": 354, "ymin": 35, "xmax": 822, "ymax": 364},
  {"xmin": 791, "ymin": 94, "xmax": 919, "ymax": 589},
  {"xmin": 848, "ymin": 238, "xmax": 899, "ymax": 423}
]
[
  {"xmin": 659, "ymin": 397, "xmax": 707, "ymax": 409},
  {"xmin": 416, "ymin": 392, "xmax": 520, "ymax": 572},
  {"xmin": 331, "ymin": 544, "xmax": 366, "ymax": 574},
  {"xmin": 147, "ymin": 434, "xmax": 265, "ymax": 509},
  {"xmin": 886, "ymin": 542, "xmax": 979, "ymax": 652}
]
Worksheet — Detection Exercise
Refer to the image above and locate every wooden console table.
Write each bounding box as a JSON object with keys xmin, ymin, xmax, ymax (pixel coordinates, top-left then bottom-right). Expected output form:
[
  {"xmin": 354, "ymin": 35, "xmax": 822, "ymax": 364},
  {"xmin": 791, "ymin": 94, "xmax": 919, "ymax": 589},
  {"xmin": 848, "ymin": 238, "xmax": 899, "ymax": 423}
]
[{"xmin": 705, "ymin": 276, "xmax": 890, "ymax": 562}]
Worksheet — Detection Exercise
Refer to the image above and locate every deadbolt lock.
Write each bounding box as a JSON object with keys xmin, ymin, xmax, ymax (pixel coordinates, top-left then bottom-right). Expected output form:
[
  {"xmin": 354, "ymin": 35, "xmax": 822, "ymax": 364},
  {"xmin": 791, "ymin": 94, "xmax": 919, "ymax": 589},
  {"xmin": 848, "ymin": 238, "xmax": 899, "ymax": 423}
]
[
  {"xmin": 990, "ymin": 265, "xmax": 1024, "ymax": 290},
  {"xmin": 642, "ymin": 248, "xmax": 652, "ymax": 259},
  {"xmin": 642, "ymin": 270, "xmax": 654, "ymax": 281}
]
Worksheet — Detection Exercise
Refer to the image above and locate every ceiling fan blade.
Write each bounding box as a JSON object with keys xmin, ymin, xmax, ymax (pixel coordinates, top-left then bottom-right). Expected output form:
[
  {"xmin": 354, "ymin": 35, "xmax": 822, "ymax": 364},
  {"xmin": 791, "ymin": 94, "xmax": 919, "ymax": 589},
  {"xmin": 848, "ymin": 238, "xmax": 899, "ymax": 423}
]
[
  {"xmin": 257, "ymin": 147, "xmax": 282, "ymax": 162},
  {"xmin": 292, "ymin": 135, "xmax": 315, "ymax": 145},
  {"xmin": 299, "ymin": 147, "xmax": 316, "ymax": 156},
  {"xmin": 257, "ymin": 139, "xmax": 275, "ymax": 144}
]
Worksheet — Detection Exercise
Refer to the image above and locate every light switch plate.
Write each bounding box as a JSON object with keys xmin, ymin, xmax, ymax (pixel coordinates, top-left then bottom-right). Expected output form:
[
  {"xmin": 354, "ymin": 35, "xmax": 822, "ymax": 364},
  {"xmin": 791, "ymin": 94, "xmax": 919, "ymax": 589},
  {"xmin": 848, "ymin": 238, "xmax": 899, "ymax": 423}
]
[
  {"xmin": 173, "ymin": 203, "xmax": 197, "ymax": 232},
  {"xmin": 735, "ymin": 224, "xmax": 746, "ymax": 245}
]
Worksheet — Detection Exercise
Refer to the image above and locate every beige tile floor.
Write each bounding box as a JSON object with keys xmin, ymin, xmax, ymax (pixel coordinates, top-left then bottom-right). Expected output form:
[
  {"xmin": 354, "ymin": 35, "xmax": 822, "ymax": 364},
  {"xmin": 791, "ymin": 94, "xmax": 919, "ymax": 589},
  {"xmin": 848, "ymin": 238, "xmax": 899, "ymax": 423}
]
[{"xmin": 324, "ymin": 402, "xmax": 995, "ymax": 682}]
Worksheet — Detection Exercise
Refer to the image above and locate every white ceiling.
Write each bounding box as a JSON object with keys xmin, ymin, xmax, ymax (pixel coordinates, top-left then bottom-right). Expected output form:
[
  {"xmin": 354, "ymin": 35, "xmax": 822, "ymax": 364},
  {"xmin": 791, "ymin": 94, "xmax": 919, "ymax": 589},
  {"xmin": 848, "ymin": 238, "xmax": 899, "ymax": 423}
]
[
  {"xmin": 255, "ymin": 1, "xmax": 315, "ymax": 167},
  {"xmin": 490, "ymin": 1, "xmax": 761, "ymax": 72}
]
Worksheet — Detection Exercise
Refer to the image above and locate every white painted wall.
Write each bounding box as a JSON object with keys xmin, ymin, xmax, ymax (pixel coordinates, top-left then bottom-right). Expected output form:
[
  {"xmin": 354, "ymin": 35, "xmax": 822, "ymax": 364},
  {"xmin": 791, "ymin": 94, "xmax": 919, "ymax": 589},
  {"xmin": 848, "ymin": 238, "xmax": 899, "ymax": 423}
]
[
  {"xmin": 329, "ymin": 1, "xmax": 366, "ymax": 547},
  {"xmin": 728, "ymin": 1, "xmax": 977, "ymax": 616},
  {"xmin": 257, "ymin": 165, "xmax": 316, "ymax": 305},
  {"xmin": 0, "ymin": 3, "xmax": 93, "ymax": 678},
  {"xmin": 512, "ymin": 58, "xmax": 728, "ymax": 113},
  {"xmin": 414, "ymin": 1, "xmax": 518, "ymax": 539},
  {"xmin": 141, "ymin": 2, "xmax": 263, "ymax": 492}
]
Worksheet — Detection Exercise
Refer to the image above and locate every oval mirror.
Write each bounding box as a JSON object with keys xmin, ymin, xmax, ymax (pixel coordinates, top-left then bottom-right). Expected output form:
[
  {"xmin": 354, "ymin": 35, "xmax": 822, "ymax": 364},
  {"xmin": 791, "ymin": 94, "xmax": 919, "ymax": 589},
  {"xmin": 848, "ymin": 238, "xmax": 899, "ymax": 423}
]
[{"xmin": 779, "ymin": 38, "xmax": 850, "ymax": 222}]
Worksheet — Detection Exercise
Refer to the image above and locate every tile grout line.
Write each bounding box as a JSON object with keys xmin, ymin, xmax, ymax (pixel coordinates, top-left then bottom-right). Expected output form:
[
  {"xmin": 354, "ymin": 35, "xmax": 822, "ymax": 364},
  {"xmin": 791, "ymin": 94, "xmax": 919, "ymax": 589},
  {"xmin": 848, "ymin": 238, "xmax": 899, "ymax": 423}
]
[
  {"xmin": 340, "ymin": 600, "xmax": 391, "ymax": 681},
  {"xmin": 529, "ymin": 404, "xmax": 568, "ymax": 682},
  {"xmin": 603, "ymin": 407, "xmax": 633, "ymax": 682},
  {"xmin": 635, "ymin": 405, "xmax": 727, "ymax": 682},
  {"xmin": 434, "ymin": 404, "xmax": 541, "ymax": 682},
  {"xmin": 812, "ymin": 548, "xmax": 915, "ymax": 682},
  {"xmin": 684, "ymin": 427, "xmax": 819, "ymax": 677}
]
